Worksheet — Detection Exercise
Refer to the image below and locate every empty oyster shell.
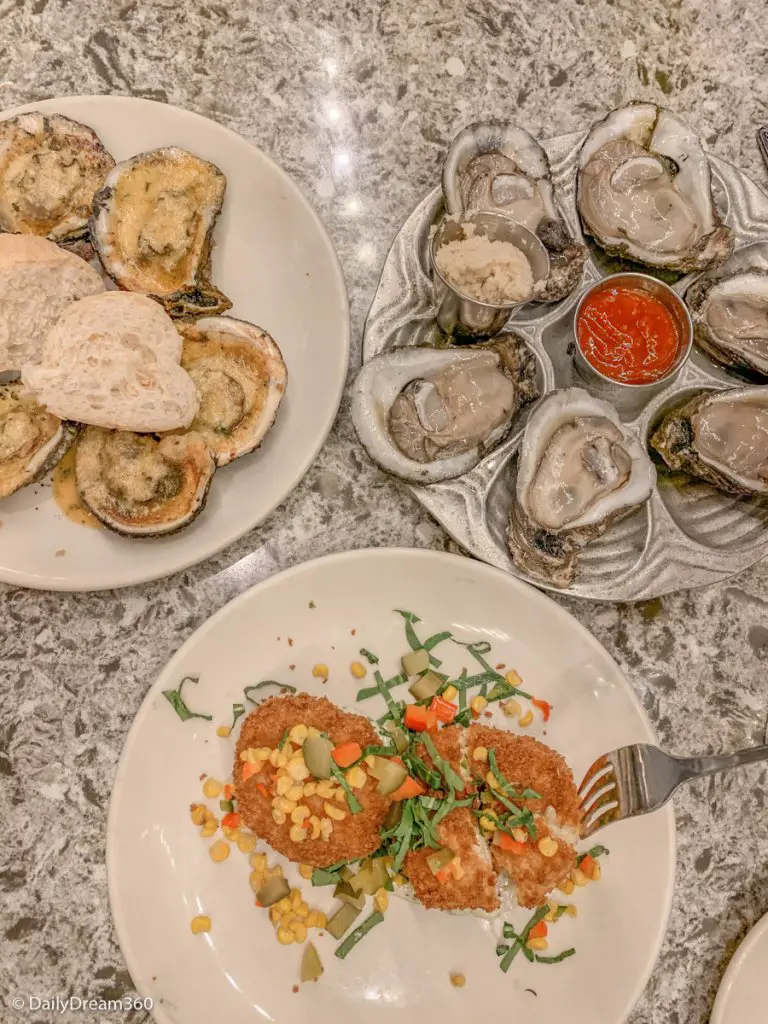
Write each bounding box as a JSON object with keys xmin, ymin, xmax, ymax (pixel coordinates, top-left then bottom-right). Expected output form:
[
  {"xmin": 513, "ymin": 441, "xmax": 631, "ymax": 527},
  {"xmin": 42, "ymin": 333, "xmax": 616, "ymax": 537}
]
[
  {"xmin": 352, "ymin": 334, "xmax": 539, "ymax": 484},
  {"xmin": 91, "ymin": 147, "xmax": 231, "ymax": 318},
  {"xmin": 685, "ymin": 243, "xmax": 768, "ymax": 379},
  {"xmin": 0, "ymin": 112, "xmax": 114, "ymax": 258},
  {"xmin": 649, "ymin": 387, "xmax": 768, "ymax": 495},
  {"xmin": 577, "ymin": 103, "xmax": 734, "ymax": 273},
  {"xmin": 442, "ymin": 121, "xmax": 587, "ymax": 302},
  {"xmin": 177, "ymin": 317, "xmax": 287, "ymax": 465},
  {"xmin": 508, "ymin": 388, "xmax": 656, "ymax": 587},
  {"xmin": 0, "ymin": 382, "xmax": 79, "ymax": 498},
  {"xmin": 75, "ymin": 428, "xmax": 215, "ymax": 536}
]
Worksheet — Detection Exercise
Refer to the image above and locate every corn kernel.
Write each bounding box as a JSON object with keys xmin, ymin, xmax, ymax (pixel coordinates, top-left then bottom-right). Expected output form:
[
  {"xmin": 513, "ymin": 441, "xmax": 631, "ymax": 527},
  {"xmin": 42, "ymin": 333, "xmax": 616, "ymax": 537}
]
[
  {"xmin": 518, "ymin": 710, "xmax": 534, "ymax": 728},
  {"xmin": 268, "ymin": 865, "xmax": 284, "ymax": 878},
  {"xmin": 277, "ymin": 927, "xmax": 294, "ymax": 945},
  {"xmin": 202, "ymin": 778, "xmax": 222, "ymax": 799},
  {"xmin": 374, "ymin": 888, "xmax": 389, "ymax": 913},
  {"xmin": 276, "ymin": 751, "xmax": 290, "ymax": 769},
  {"xmin": 239, "ymin": 750, "xmax": 249, "ymax": 762},
  {"xmin": 275, "ymin": 776, "xmax": 292, "ymax": 797},
  {"xmin": 299, "ymin": 864, "xmax": 313, "ymax": 880},
  {"xmin": 505, "ymin": 669, "xmax": 523, "ymax": 687},
  {"xmin": 572, "ymin": 867, "xmax": 589, "ymax": 887},
  {"xmin": 471, "ymin": 695, "xmax": 488, "ymax": 714},
  {"xmin": 307, "ymin": 911, "xmax": 327, "ymax": 929},
  {"xmin": 289, "ymin": 724, "xmax": 309, "ymax": 745},
  {"xmin": 312, "ymin": 664, "xmax": 329, "ymax": 680},
  {"xmin": 276, "ymin": 797, "xmax": 297, "ymax": 814},
  {"xmin": 559, "ymin": 879, "xmax": 575, "ymax": 895},
  {"xmin": 334, "ymin": 787, "xmax": 346, "ymax": 805},
  {"xmin": 190, "ymin": 915, "xmax": 211, "ymax": 934},
  {"xmin": 307, "ymin": 726, "xmax": 321, "ymax": 738},
  {"xmin": 442, "ymin": 684, "xmax": 458, "ymax": 702},
  {"xmin": 345, "ymin": 766, "xmax": 366, "ymax": 789},
  {"xmin": 275, "ymin": 896, "xmax": 292, "ymax": 913},
  {"xmin": 479, "ymin": 815, "xmax": 496, "ymax": 832},
  {"xmin": 394, "ymin": 873, "xmax": 407, "ymax": 887},
  {"xmin": 287, "ymin": 785, "xmax": 305, "ymax": 802},
  {"xmin": 269, "ymin": 905, "xmax": 282, "ymax": 924},
  {"xmin": 250, "ymin": 852, "xmax": 267, "ymax": 872},
  {"xmin": 319, "ymin": 818, "xmax": 333, "ymax": 841},
  {"xmin": 237, "ymin": 833, "xmax": 257, "ymax": 854},
  {"xmin": 538, "ymin": 837, "xmax": 559, "ymax": 858},
  {"xmin": 566, "ymin": 905, "xmax": 578, "ymax": 918},
  {"xmin": 272, "ymin": 809, "xmax": 287, "ymax": 825},
  {"xmin": 472, "ymin": 746, "xmax": 488, "ymax": 762},
  {"xmin": 216, "ymin": 725, "xmax": 231, "ymax": 738},
  {"xmin": 450, "ymin": 972, "xmax": 466, "ymax": 988},
  {"xmin": 287, "ymin": 758, "xmax": 310, "ymax": 783},
  {"xmin": 291, "ymin": 805, "xmax": 311, "ymax": 824},
  {"xmin": 294, "ymin": 901, "xmax": 310, "ymax": 919},
  {"xmin": 309, "ymin": 815, "xmax": 321, "ymax": 840},
  {"xmin": 290, "ymin": 920, "xmax": 308, "ymax": 943},
  {"xmin": 303, "ymin": 781, "xmax": 317, "ymax": 797},
  {"xmin": 200, "ymin": 821, "xmax": 218, "ymax": 838},
  {"xmin": 222, "ymin": 826, "xmax": 240, "ymax": 841},
  {"xmin": 249, "ymin": 870, "xmax": 265, "ymax": 892},
  {"xmin": 502, "ymin": 699, "xmax": 522, "ymax": 718},
  {"xmin": 364, "ymin": 754, "xmax": 376, "ymax": 768},
  {"xmin": 289, "ymin": 824, "xmax": 307, "ymax": 843},
  {"xmin": 290, "ymin": 888, "xmax": 302, "ymax": 908},
  {"xmin": 512, "ymin": 828, "xmax": 528, "ymax": 843},
  {"xmin": 325, "ymin": 801, "xmax": 346, "ymax": 821},
  {"xmin": 450, "ymin": 857, "xmax": 465, "ymax": 881},
  {"xmin": 316, "ymin": 780, "xmax": 335, "ymax": 799},
  {"xmin": 209, "ymin": 840, "xmax": 230, "ymax": 863},
  {"xmin": 190, "ymin": 804, "xmax": 206, "ymax": 826},
  {"xmin": 269, "ymin": 749, "xmax": 280, "ymax": 767},
  {"xmin": 592, "ymin": 862, "xmax": 602, "ymax": 881},
  {"xmin": 485, "ymin": 770, "xmax": 499, "ymax": 790},
  {"xmin": 527, "ymin": 937, "xmax": 548, "ymax": 952},
  {"xmin": 350, "ymin": 661, "xmax": 367, "ymax": 679}
]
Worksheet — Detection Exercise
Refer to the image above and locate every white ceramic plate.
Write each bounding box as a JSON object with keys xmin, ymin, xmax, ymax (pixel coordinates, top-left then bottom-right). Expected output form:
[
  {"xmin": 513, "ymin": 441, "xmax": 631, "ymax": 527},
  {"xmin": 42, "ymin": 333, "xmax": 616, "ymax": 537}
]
[
  {"xmin": 108, "ymin": 549, "xmax": 675, "ymax": 1024},
  {"xmin": 0, "ymin": 95, "xmax": 349, "ymax": 591},
  {"xmin": 711, "ymin": 911, "xmax": 768, "ymax": 1024}
]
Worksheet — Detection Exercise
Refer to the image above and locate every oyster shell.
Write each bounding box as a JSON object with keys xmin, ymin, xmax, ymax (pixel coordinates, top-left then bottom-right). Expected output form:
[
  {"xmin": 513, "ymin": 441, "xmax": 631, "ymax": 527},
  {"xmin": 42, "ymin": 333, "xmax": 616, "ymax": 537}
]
[
  {"xmin": 75, "ymin": 428, "xmax": 215, "ymax": 536},
  {"xmin": 352, "ymin": 334, "xmax": 539, "ymax": 484},
  {"xmin": 577, "ymin": 103, "xmax": 734, "ymax": 273},
  {"xmin": 685, "ymin": 243, "xmax": 768, "ymax": 379},
  {"xmin": 0, "ymin": 112, "xmax": 114, "ymax": 258},
  {"xmin": 91, "ymin": 147, "xmax": 231, "ymax": 318},
  {"xmin": 0, "ymin": 382, "xmax": 79, "ymax": 498},
  {"xmin": 508, "ymin": 388, "xmax": 656, "ymax": 587},
  {"xmin": 177, "ymin": 317, "xmax": 287, "ymax": 465},
  {"xmin": 649, "ymin": 387, "xmax": 768, "ymax": 495},
  {"xmin": 442, "ymin": 121, "xmax": 586, "ymax": 301}
]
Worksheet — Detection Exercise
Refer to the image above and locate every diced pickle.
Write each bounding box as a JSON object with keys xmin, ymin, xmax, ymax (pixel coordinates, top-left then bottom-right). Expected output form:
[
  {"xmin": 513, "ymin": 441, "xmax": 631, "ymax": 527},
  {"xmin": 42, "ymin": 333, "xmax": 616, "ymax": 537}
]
[
  {"xmin": 300, "ymin": 942, "xmax": 324, "ymax": 983},
  {"xmin": 334, "ymin": 880, "xmax": 366, "ymax": 909},
  {"xmin": 256, "ymin": 875, "xmax": 291, "ymax": 907},
  {"xmin": 326, "ymin": 901, "xmax": 363, "ymax": 940},
  {"xmin": 402, "ymin": 649, "xmax": 429, "ymax": 676},
  {"xmin": 376, "ymin": 760, "xmax": 408, "ymax": 797},
  {"xmin": 303, "ymin": 735, "xmax": 334, "ymax": 779},
  {"xmin": 427, "ymin": 848, "xmax": 454, "ymax": 876},
  {"xmin": 408, "ymin": 671, "xmax": 443, "ymax": 701}
]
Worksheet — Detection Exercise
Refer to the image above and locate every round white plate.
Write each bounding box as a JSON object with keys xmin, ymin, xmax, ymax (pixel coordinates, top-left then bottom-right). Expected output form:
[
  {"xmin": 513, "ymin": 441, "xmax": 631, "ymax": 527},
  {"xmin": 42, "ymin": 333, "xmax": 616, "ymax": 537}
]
[
  {"xmin": 0, "ymin": 95, "xmax": 349, "ymax": 591},
  {"xmin": 711, "ymin": 911, "xmax": 768, "ymax": 1024},
  {"xmin": 108, "ymin": 548, "xmax": 675, "ymax": 1024}
]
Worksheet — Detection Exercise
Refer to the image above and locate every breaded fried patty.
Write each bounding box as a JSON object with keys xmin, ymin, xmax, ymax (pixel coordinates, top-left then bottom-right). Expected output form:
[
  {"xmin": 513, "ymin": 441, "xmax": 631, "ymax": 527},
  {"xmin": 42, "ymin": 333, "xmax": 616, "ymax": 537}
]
[
  {"xmin": 233, "ymin": 694, "xmax": 390, "ymax": 867},
  {"xmin": 404, "ymin": 807, "xmax": 499, "ymax": 912}
]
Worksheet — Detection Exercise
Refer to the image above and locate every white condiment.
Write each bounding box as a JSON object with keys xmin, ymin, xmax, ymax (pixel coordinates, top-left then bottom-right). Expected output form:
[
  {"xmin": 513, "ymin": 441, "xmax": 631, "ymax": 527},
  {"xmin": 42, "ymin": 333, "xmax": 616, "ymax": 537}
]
[{"xmin": 435, "ymin": 232, "xmax": 535, "ymax": 305}]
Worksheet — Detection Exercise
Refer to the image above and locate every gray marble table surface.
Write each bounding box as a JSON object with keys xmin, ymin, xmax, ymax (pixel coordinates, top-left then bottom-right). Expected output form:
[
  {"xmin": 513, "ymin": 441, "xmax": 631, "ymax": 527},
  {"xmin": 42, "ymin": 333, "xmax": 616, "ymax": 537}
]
[{"xmin": 2, "ymin": 2, "xmax": 768, "ymax": 1022}]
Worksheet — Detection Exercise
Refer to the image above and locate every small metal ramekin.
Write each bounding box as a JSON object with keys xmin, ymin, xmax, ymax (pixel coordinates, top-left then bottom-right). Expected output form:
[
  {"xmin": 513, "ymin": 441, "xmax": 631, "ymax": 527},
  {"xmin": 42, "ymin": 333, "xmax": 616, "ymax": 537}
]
[
  {"xmin": 431, "ymin": 211, "xmax": 550, "ymax": 341},
  {"xmin": 572, "ymin": 272, "xmax": 693, "ymax": 412}
]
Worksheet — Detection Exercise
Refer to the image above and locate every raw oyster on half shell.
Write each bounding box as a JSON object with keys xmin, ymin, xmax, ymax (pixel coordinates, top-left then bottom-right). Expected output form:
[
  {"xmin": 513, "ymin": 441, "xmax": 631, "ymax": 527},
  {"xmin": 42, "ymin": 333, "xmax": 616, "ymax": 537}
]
[
  {"xmin": 442, "ymin": 121, "xmax": 586, "ymax": 301},
  {"xmin": 577, "ymin": 103, "xmax": 734, "ymax": 273},
  {"xmin": 91, "ymin": 147, "xmax": 231, "ymax": 318},
  {"xmin": 0, "ymin": 112, "xmax": 114, "ymax": 258},
  {"xmin": 649, "ymin": 387, "xmax": 768, "ymax": 495},
  {"xmin": 0, "ymin": 382, "xmax": 79, "ymax": 498},
  {"xmin": 508, "ymin": 388, "xmax": 656, "ymax": 587},
  {"xmin": 352, "ymin": 333, "xmax": 539, "ymax": 484}
]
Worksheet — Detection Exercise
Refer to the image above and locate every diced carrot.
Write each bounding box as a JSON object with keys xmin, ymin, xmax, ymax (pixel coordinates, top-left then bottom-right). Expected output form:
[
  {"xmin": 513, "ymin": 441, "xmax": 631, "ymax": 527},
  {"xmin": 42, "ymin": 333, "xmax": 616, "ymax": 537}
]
[
  {"xmin": 391, "ymin": 776, "xmax": 426, "ymax": 801},
  {"xmin": 256, "ymin": 782, "xmax": 269, "ymax": 799},
  {"xmin": 532, "ymin": 698, "xmax": 552, "ymax": 722},
  {"xmin": 496, "ymin": 831, "xmax": 527, "ymax": 855},
  {"xmin": 580, "ymin": 854, "xmax": 597, "ymax": 879},
  {"xmin": 435, "ymin": 865, "xmax": 452, "ymax": 884},
  {"xmin": 529, "ymin": 920, "xmax": 548, "ymax": 940},
  {"xmin": 425, "ymin": 709, "xmax": 438, "ymax": 735},
  {"xmin": 223, "ymin": 783, "xmax": 234, "ymax": 801},
  {"xmin": 241, "ymin": 762, "xmax": 259, "ymax": 783},
  {"xmin": 430, "ymin": 696, "xmax": 457, "ymax": 724},
  {"xmin": 221, "ymin": 811, "xmax": 241, "ymax": 829},
  {"xmin": 331, "ymin": 741, "xmax": 362, "ymax": 768},
  {"xmin": 404, "ymin": 705, "xmax": 429, "ymax": 732}
]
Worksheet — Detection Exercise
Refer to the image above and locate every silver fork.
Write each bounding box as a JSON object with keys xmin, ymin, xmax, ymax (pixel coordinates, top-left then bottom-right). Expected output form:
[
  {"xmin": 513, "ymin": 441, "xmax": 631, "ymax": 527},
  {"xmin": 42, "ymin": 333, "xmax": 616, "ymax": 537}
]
[{"xmin": 578, "ymin": 742, "xmax": 768, "ymax": 838}]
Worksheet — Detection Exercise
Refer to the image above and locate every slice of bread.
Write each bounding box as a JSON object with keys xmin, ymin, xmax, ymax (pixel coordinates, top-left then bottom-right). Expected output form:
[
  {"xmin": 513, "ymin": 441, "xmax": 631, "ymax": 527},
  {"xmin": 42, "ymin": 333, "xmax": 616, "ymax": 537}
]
[
  {"xmin": 22, "ymin": 292, "xmax": 199, "ymax": 432},
  {"xmin": 0, "ymin": 234, "xmax": 105, "ymax": 372}
]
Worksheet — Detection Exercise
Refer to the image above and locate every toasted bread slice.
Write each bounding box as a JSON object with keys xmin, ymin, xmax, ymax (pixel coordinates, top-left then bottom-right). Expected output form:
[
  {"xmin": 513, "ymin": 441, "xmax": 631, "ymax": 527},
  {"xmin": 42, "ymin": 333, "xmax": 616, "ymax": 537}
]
[
  {"xmin": 22, "ymin": 292, "xmax": 199, "ymax": 432},
  {"xmin": 0, "ymin": 234, "xmax": 104, "ymax": 372}
]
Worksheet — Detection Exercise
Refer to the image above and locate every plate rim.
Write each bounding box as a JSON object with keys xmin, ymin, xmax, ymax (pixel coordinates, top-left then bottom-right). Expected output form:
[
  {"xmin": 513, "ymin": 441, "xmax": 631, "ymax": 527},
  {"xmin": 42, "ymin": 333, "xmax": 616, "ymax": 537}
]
[
  {"xmin": 0, "ymin": 94, "xmax": 350, "ymax": 592},
  {"xmin": 710, "ymin": 909, "xmax": 768, "ymax": 1024},
  {"xmin": 106, "ymin": 546, "xmax": 677, "ymax": 1024}
]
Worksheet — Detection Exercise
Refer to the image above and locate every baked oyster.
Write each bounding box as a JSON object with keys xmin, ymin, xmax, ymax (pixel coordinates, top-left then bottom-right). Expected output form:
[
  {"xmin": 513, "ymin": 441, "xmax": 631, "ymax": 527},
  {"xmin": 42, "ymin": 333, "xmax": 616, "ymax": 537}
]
[
  {"xmin": 352, "ymin": 334, "xmax": 539, "ymax": 484},
  {"xmin": 178, "ymin": 317, "xmax": 287, "ymax": 465},
  {"xmin": 0, "ymin": 382, "xmax": 79, "ymax": 499},
  {"xmin": 577, "ymin": 103, "xmax": 734, "ymax": 273},
  {"xmin": 508, "ymin": 388, "xmax": 656, "ymax": 587},
  {"xmin": 685, "ymin": 243, "xmax": 768, "ymax": 379},
  {"xmin": 75, "ymin": 428, "xmax": 215, "ymax": 536},
  {"xmin": 0, "ymin": 112, "xmax": 114, "ymax": 258},
  {"xmin": 91, "ymin": 147, "xmax": 231, "ymax": 318},
  {"xmin": 442, "ymin": 121, "xmax": 586, "ymax": 301},
  {"xmin": 649, "ymin": 387, "xmax": 768, "ymax": 495}
]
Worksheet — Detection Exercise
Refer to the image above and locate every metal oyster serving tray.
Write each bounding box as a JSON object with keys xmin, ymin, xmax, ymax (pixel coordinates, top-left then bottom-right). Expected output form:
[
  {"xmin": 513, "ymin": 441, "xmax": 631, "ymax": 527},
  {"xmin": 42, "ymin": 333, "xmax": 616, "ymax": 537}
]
[{"xmin": 363, "ymin": 129, "xmax": 768, "ymax": 601}]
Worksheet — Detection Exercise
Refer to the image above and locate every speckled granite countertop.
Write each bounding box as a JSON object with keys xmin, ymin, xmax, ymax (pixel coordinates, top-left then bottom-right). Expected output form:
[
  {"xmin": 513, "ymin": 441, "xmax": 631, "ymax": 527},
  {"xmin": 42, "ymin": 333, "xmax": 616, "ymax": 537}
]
[{"xmin": 1, "ymin": 1, "xmax": 768, "ymax": 1022}]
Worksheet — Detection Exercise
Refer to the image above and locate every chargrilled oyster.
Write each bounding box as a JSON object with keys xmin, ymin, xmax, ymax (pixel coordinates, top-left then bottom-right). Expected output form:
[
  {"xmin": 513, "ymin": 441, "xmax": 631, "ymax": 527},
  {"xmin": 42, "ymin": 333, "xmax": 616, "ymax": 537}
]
[
  {"xmin": 91, "ymin": 147, "xmax": 231, "ymax": 318},
  {"xmin": 442, "ymin": 121, "xmax": 586, "ymax": 302},
  {"xmin": 352, "ymin": 333, "xmax": 539, "ymax": 484},
  {"xmin": 75, "ymin": 428, "xmax": 215, "ymax": 536},
  {"xmin": 577, "ymin": 103, "xmax": 734, "ymax": 273},
  {"xmin": 508, "ymin": 388, "xmax": 656, "ymax": 587},
  {"xmin": 178, "ymin": 317, "xmax": 287, "ymax": 465},
  {"xmin": 650, "ymin": 387, "xmax": 768, "ymax": 495},
  {"xmin": 0, "ymin": 382, "xmax": 79, "ymax": 498},
  {"xmin": 0, "ymin": 112, "xmax": 114, "ymax": 258}
]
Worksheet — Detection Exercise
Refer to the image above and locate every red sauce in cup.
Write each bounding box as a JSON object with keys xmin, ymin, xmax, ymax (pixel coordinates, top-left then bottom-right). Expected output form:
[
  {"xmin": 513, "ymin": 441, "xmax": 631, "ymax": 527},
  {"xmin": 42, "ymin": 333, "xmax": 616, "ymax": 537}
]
[{"xmin": 577, "ymin": 286, "xmax": 681, "ymax": 385}]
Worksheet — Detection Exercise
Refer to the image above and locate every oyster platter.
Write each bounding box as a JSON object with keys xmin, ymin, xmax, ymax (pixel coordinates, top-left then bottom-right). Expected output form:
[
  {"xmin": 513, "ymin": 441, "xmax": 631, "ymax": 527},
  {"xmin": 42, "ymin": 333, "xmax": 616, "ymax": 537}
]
[
  {"xmin": 359, "ymin": 103, "xmax": 768, "ymax": 601},
  {"xmin": 0, "ymin": 96, "xmax": 349, "ymax": 590}
]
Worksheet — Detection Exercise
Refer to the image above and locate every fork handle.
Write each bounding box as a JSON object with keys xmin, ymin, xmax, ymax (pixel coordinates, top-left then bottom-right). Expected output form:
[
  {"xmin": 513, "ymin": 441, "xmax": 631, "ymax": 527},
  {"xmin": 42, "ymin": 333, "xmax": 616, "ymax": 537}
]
[{"xmin": 675, "ymin": 743, "xmax": 768, "ymax": 782}]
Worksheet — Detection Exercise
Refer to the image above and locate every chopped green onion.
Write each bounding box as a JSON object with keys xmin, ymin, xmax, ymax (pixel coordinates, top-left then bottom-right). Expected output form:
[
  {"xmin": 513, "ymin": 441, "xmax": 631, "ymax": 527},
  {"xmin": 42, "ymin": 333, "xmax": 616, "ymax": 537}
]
[
  {"xmin": 535, "ymin": 949, "xmax": 576, "ymax": 964},
  {"xmin": 162, "ymin": 676, "xmax": 213, "ymax": 722},
  {"xmin": 330, "ymin": 764, "xmax": 363, "ymax": 814},
  {"xmin": 334, "ymin": 910, "xmax": 385, "ymax": 959},
  {"xmin": 243, "ymin": 681, "xmax": 297, "ymax": 705},
  {"xmin": 359, "ymin": 648, "xmax": 379, "ymax": 665}
]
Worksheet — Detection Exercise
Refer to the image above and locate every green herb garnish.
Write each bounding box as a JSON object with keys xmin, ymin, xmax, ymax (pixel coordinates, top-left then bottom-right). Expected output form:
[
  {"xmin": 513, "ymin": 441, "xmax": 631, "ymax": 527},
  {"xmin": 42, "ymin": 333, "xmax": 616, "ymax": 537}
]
[
  {"xmin": 311, "ymin": 861, "xmax": 350, "ymax": 886},
  {"xmin": 499, "ymin": 906, "xmax": 549, "ymax": 973},
  {"xmin": 359, "ymin": 648, "xmax": 379, "ymax": 665},
  {"xmin": 488, "ymin": 749, "xmax": 542, "ymax": 802},
  {"xmin": 278, "ymin": 728, "xmax": 290, "ymax": 750},
  {"xmin": 373, "ymin": 670, "xmax": 403, "ymax": 725},
  {"xmin": 577, "ymin": 845, "xmax": 609, "ymax": 865},
  {"xmin": 334, "ymin": 910, "xmax": 384, "ymax": 959},
  {"xmin": 243, "ymin": 680, "xmax": 297, "ymax": 704},
  {"xmin": 535, "ymin": 949, "xmax": 576, "ymax": 964},
  {"xmin": 356, "ymin": 672, "xmax": 407, "ymax": 702},
  {"xmin": 396, "ymin": 609, "xmax": 442, "ymax": 667},
  {"xmin": 422, "ymin": 733, "xmax": 464, "ymax": 792},
  {"xmin": 309, "ymin": 600, "xmax": 316, "ymax": 609},
  {"xmin": 162, "ymin": 676, "xmax": 213, "ymax": 722},
  {"xmin": 229, "ymin": 703, "xmax": 246, "ymax": 730},
  {"xmin": 330, "ymin": 764, "xmax": 363, "ymax": 814}
]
